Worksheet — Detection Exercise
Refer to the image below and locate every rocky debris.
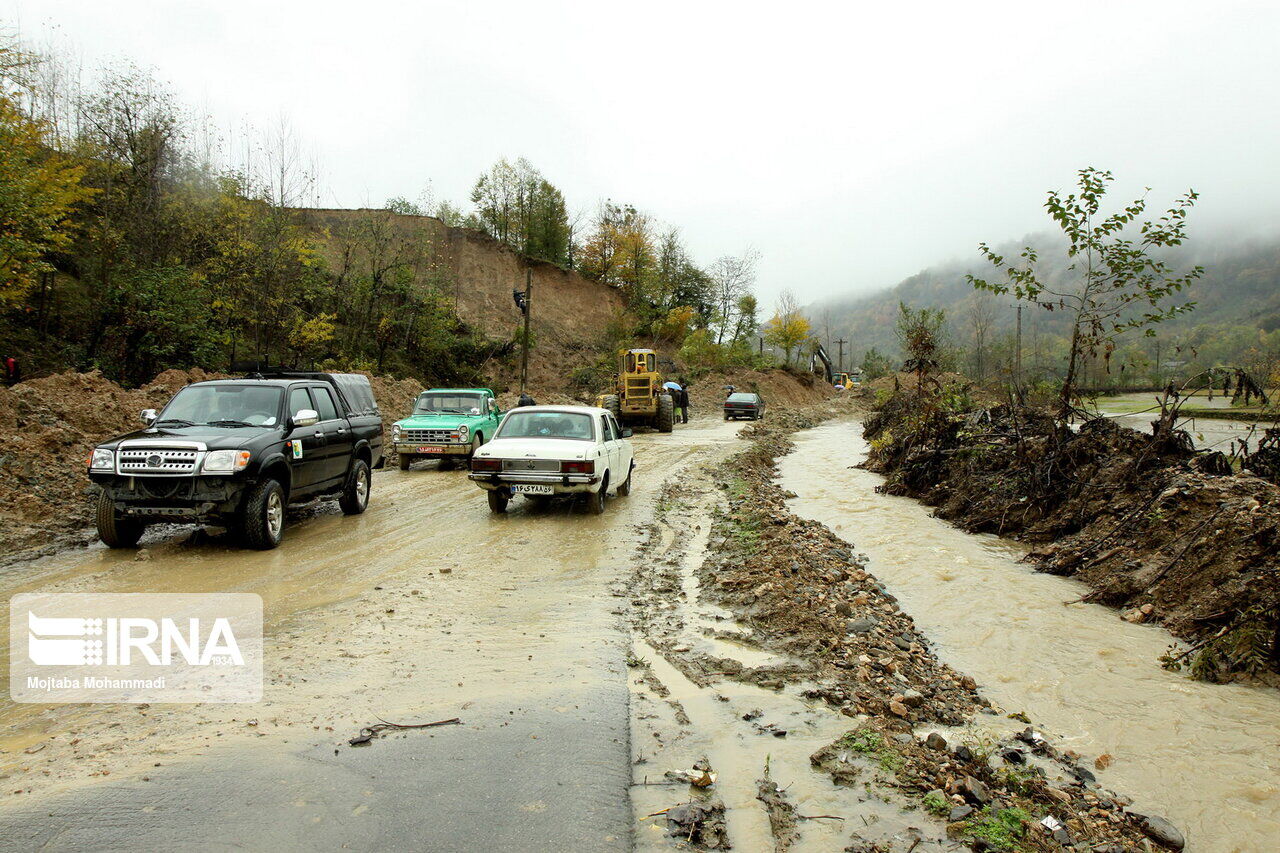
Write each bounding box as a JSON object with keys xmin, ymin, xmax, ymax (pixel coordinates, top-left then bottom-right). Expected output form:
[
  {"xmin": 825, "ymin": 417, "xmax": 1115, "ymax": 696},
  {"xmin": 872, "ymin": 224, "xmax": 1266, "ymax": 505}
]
[
  {"xmin": 664, "ymin": 799, "xmax": 728, "ymax": 849},
  {"xmin": 863, "ymin": 390, "xmax": 1280, "ymax": 682}
]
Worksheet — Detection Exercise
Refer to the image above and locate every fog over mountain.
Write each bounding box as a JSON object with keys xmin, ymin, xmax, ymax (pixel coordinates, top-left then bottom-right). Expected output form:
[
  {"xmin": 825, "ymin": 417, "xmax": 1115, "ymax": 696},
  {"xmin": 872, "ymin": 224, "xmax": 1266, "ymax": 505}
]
[{"xmin": 3, "ymin": 0, "xmax": 1278, "ymax": 308}]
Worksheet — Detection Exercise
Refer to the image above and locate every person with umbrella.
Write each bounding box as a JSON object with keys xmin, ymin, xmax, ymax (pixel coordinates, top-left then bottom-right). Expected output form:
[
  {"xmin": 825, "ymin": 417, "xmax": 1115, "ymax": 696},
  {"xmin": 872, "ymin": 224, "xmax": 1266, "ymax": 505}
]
[{"xmin": 662, "ymin": 380, "xmax": 683, "ymax": 423}]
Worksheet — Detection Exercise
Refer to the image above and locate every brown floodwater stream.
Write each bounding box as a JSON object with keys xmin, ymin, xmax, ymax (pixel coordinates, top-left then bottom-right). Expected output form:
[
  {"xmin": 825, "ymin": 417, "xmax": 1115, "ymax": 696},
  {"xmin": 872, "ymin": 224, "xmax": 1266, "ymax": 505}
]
[{"xmin": 778, "ymin": 420, "xmax": 1280, "ymax": 853}]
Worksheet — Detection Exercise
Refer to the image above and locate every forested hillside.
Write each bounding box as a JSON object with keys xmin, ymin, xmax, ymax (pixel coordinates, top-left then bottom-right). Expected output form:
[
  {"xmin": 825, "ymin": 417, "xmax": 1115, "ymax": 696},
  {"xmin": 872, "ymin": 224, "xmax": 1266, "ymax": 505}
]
[
  {"xmin": 813, "ymin": 235, "xmax": 1280, "ymax": 387},
  {"xmin": 0, "ymin": 32, "xmax": 790, "ymax": 391}
]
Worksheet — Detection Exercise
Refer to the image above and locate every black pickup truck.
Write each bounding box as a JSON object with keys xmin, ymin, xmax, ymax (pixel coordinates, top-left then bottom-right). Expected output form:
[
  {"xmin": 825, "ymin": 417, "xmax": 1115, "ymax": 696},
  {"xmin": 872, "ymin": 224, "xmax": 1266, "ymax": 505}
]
[{"xmin": 88, "ymin": 372, "xmax": 384, "ymax": 549}]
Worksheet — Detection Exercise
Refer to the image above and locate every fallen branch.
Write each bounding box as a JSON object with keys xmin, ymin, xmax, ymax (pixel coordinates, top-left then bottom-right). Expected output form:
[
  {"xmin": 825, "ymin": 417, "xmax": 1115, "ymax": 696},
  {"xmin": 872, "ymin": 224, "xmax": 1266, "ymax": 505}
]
[{"xmin": 348, "ymin": 716, "xmax": 462, "ymax": 746}]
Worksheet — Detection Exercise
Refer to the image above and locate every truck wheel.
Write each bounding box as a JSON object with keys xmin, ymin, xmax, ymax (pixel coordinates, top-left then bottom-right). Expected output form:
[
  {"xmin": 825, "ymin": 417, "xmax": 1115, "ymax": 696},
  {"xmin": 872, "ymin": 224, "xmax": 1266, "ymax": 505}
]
[
  {"xmin": 95, "ymin": 492, "xmax": 144, "ymax": 548},
  {"xmin": 655, "ymin": 394, "xmax": 674, "ymax": 433},
  {"xmin": 616, "ymin": 463, "xmax": 633, "ymax": 496},
  {"xmin": 398, "ymin": 454, "xmax": 412, "ymax": 471},
  {"xmin": 586, "ymin": 477, "xmax": 608, "ymax": 514},
  {"xmin": 487, "ymin": 489, "xmax": 509, "ymax": 513},
  {"xmin": 339, "ymin": 459, "xmax": 371, "ymax": 515},
  {"xmin": 241, "ymin": 478, "xmax": 285, "ymax": 550},
  {"xmin": 439, "ymin": 456, "xmax": 455, "ymax": 471},
  {"xmin": 467, "ymin": 434, "xmax": 482, "ymax": 459},
  {"xmin": 602, "ymin": 394, "xmax": 621, "ymax": 422}
]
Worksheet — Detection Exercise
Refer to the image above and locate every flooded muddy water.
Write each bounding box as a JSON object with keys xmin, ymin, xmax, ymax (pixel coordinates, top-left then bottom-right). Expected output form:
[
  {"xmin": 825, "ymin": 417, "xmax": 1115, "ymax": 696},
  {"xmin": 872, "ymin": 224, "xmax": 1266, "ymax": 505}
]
[
  {"xmin": 778, "ymin": 420, "xmax": 1280, "ymax": 853},
  {"xmin": 1096, "ymin": 392, "xmax": 1271, "ymax": 453}
]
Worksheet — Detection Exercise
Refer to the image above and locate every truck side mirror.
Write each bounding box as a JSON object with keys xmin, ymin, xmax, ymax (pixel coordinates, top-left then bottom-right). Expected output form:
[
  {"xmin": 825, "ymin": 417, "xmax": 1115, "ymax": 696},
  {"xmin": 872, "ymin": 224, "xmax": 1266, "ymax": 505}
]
[
  {"xmin": 141, "ymin": 409, "xmax": 157, "ymax": 426},
  {"xmin": 292, "ymin": 409, "xmax": 320, "ymax": 428}
]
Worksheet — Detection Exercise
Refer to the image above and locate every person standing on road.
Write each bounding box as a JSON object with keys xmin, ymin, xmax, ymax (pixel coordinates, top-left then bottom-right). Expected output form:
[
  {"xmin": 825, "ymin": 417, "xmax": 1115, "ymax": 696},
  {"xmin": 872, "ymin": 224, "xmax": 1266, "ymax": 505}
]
[
  {"xmin": 517, "ymin": 392, "xmax": 536, "ymax": 407},
  {"xmin": 679, "ymin": 380, "xmax": 691, "ymax": 424}
]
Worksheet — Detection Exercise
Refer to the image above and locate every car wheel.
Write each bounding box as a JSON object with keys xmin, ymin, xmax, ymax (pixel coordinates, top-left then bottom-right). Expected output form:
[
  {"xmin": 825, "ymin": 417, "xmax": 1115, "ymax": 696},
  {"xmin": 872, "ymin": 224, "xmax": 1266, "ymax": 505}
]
[
  {"xmin": 241, "ymin": 478, "xmax": 285, "ymax": 550},
  {"xmin": 724, "ymin": 413, "xmax": 730, "ymax": 421},
  {"xmin": 95, "ymin": 491, "xmax": 144, "ymax": 548},
  {"xmin": 487, "ymin": 489, "xmax": 509, "ymax": 513},
  {"xmin": 398, "ymin": 454, "xmax": 412, "ymax": 471},
  {"xmin": 586, "ymin": 477, "xmax": 608, "ymax": 514},
  {"xmin": 616, "ymin": 463, "xmax": 633, "ymax": 496},
  {"xmin": 339, "ymin": 458, "xmax": 371, "ymax": 515}
]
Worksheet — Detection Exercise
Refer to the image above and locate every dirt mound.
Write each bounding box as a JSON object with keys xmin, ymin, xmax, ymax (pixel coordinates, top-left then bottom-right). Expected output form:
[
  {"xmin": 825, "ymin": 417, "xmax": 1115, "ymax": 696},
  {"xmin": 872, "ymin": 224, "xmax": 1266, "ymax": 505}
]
[
  {"xmin": 863, "ymin": 389, "xmax": 1280, "ymax": 682},
  {"xmin": 688, "ymin": 368, "xmax": 833, "ymax": 413},
  {"xmin": 0, "ymin": 369, "xmax": 425, "ymax": 560}
]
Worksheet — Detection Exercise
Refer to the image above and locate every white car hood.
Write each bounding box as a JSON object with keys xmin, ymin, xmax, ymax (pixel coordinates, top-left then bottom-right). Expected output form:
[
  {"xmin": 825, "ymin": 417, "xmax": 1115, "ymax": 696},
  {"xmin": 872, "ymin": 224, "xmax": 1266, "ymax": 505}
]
[{"xmin": 478, "ymin": 437, "xmax": 595, "ymax": 459}]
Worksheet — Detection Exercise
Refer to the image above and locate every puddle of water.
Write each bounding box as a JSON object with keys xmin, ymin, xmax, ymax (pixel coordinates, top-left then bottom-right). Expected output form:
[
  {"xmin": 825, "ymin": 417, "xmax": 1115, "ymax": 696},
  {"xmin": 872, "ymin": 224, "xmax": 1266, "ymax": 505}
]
[
  {"xmin": 634, "ymin": 638, "xmax": 879, "ymax": 853},
  {"xmin": 778, "ymin": 420, "xmax": 1280, "ymax": 853}
]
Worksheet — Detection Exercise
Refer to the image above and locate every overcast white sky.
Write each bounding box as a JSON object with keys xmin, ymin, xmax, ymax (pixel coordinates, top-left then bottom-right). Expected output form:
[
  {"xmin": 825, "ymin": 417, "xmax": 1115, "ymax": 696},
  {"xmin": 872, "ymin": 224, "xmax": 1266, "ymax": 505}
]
[{"xmin": 4, "ymin": 1, "xmax": 1278, "ymax": 307}]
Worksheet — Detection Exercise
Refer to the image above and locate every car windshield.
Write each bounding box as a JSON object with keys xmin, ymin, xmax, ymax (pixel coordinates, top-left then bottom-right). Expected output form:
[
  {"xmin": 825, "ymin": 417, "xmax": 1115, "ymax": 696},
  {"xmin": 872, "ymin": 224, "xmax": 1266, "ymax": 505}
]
[
  {"xmin": 414, "ymin": 393, "xmax": 485, "ymax": 415},
  {"xmin": 727, "ymin": 393, "xmax": 758, "ymax": 403},
  {"xmin": 497, "ymin": 411, "xmax": 594, "ymax": 441},
  {"xmin": 159, "ymin": 385, "xmax": 283, "ymax": 426}
]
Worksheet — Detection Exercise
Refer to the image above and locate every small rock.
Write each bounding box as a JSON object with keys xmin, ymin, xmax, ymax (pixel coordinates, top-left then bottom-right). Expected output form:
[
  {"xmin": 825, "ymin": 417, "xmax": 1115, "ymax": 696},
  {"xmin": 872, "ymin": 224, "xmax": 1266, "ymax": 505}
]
[
  {"xmin": 888, "ymin": 699, "xmax": 909, "ymax": 717},
  {"xmin": 999, "ymin": 747, "xmax": 1025, "ymax": 765},
  {"xmin": 948, "ymin": 804, "xmax": 974, "ymax": 822},
  {"xmin": 834, "ymin": 602, "xmax": 852, "ymax": 616},
  {"xmin": 953, "ymin": 745, "xmax": 975, "ymax": 763},
  {"xmin": 925, "ymin": 732, "xmax": 948, "ymax": 751},
  {"xmin": 892, "ymin": 635, "xmax": 913, "ymax": 652},
  {"xmin": 1046, "ymin": 787, "xmax": 1072, "ymax": 804},
  {"xmin": 1095, "ymin": 753, "xmax": 1113, "ymax": 770},
  {"xmin": 959, "ymin": 775, "xmax": 991, "ymax": 806},
  {"xmin": 901, "ymin": 689, "xmax": 924, "ymax": 708},
  {"xmin": 440, "ymin": 567, "xmax": 453, "ymax": 574},
  {"xmin": 846, "ymin": 616, "xmax": 878, "ymax": 634},
  {"xmin": 134, "ymin": 549, "xmax": 151, "ymax": 562},
  {"xmin": 1138, "ymin": 814, "xmax": 1185, "ymax": 850},
  {"xmin": 892, "ymin": 733, "xmax": 913, "ymax": 745}
]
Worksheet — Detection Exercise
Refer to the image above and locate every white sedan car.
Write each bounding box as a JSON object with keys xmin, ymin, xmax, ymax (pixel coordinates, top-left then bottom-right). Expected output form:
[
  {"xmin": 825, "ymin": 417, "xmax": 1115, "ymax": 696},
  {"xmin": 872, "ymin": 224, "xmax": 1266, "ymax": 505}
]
[{"xmin": 468, "ymin": 405, "xmax": 635, "ymax": 514}]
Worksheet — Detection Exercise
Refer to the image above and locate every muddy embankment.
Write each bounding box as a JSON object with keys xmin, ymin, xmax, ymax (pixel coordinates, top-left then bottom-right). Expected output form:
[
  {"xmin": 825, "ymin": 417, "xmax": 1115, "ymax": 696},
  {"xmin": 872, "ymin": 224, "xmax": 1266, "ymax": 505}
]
[
  {"xmin": 631, "ymin": 396, "xmax": 1172, "ymax": 852},
  {"xmin": 0, "ymin": 370, "xmax": 425, "ymax": 560},
  {"xmin": 862, "ymin": 389, "xmax": 1280, "ymax": 683}
]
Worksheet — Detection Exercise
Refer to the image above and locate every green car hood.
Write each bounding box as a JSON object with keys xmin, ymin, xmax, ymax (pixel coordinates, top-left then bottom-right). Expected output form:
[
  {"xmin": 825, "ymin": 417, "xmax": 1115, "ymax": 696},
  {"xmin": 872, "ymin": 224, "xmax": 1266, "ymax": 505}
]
[{"xmin": 395, "ymin": 411, "xmax": 492, "ymax": 430}]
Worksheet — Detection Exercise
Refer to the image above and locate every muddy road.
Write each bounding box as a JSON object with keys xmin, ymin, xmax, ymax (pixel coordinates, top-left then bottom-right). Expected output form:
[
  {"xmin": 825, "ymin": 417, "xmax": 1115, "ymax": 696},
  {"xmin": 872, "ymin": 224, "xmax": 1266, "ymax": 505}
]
[{"xmin": 0, "ymin": 419, "xmax": 743, "ymax": 850}]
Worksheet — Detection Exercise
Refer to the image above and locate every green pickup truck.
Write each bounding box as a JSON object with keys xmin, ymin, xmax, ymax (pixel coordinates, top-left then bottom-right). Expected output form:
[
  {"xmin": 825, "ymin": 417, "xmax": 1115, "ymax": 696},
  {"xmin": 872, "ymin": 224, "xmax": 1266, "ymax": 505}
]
[{"xmin": 390, "ymin": 388, "xmax": 502, "ymax": 470}]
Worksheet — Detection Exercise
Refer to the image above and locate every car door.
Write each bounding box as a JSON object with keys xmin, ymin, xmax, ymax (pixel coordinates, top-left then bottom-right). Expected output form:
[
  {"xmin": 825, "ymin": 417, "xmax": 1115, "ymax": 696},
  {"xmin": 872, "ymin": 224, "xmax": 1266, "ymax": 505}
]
[
  {"xmin": 285, "ymin": 386, "xmax": 327, "ymax": 492},
  {"xmin": 310, "ymin": 384, "xmax": 353, "ymax": 484},
  {"xmin": 597, "ymin": 414, "xmax": 618, "ymax": 482},
  {"xmin": 609, "ymin": 414, "xmax": 632, "ymax": 478}
]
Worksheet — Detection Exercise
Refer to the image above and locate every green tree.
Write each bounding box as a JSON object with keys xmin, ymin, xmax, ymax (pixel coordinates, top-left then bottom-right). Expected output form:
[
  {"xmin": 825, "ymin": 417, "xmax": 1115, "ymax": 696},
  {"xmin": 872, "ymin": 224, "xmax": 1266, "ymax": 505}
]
[
  {"xmin": 860, "ymin": 347, "xmax": 892, "ymax": 380},
  {"xmin": 969, "ymin": 167, "xmax": 1202, "ymax": 414}
]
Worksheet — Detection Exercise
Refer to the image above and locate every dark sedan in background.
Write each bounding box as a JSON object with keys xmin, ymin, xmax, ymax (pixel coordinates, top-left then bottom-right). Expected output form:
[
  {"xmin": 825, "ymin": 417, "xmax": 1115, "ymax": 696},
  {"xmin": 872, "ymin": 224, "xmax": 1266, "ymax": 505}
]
[{"xmin": 723, "ymin": 392, "xmax": 766, "ymax": 420}]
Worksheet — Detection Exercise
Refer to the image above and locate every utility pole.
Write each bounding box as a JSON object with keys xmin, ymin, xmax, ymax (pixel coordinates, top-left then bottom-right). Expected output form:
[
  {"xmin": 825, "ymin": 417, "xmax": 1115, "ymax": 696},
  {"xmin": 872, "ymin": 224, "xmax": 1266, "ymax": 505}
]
[
  {"xmin": 1014, "ymin": 305, "xmax": 1023, "ymax": 387},
  {"xmin": 835, "ymin": 338, "xmax": 847, "ymax": 373},
  {"xmin": 519, "ymin": 268, "xmax": 532, "ymax": 394}
]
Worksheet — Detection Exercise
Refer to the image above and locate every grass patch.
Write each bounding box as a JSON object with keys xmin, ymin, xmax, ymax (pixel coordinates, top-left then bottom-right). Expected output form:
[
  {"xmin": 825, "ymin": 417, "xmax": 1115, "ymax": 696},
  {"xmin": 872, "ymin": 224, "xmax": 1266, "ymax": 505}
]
[
  {"xmin": 954, "ymin": 807, "xmax": 1032, "ymax": 851},
  {"xmin": 839, "ymin": 729, "xmax": 904, "ymax": 774},
  {"xmin": 922, "ymin": 790, "xmax": 949, "ymax": 817}
]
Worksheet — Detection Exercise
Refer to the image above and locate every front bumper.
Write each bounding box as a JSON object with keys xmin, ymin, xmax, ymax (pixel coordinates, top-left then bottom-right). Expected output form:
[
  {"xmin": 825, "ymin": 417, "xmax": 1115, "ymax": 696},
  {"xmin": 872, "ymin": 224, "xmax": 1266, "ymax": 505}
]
[
  {"xmin": 394, "ymin": 441, "xmax": 471, "ymax": 456},
  {"xmin": 468, "ymin": 470, "xmax": 600, "ymax": 494},
  {"xmin": 92, "ymin": 476, "xmax": 247, "ymax": 522}
]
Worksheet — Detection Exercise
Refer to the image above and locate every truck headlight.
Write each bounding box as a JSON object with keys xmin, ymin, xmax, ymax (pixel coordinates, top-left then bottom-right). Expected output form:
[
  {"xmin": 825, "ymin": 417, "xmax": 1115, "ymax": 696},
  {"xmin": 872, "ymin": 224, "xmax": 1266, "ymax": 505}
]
[
  {"xmin": 202, "ymin": 450, "xmax": 251, "ymax": 474},
  {"xmin": 89, "ymin": 448, "xmax": 114, "ymax": 471},
  {"xmin": 457, "ymin": 424, "xmax": 469, "ymax": 438},
  {"xmin": 392, "ymin": 424, "xmax": 402, "ymax": 441}
]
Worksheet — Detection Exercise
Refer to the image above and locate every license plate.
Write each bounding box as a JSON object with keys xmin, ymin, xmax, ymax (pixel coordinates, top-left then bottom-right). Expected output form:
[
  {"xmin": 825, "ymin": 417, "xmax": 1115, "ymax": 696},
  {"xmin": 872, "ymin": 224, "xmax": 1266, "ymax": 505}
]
[
  {"xmin": 512, "ymin": 484, "xmax": 554, "ymax": 494},
  {"xmin": 417, "ymin": 445, "xmax": 447, "ymax": 453}
]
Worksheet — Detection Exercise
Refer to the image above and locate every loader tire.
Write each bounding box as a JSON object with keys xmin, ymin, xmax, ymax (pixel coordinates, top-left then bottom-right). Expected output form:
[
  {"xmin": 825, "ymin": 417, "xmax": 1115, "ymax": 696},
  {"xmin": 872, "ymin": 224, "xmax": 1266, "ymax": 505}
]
[{"xmin": 655, "ymin": 394, "xmax": 674, "ymax": 433}]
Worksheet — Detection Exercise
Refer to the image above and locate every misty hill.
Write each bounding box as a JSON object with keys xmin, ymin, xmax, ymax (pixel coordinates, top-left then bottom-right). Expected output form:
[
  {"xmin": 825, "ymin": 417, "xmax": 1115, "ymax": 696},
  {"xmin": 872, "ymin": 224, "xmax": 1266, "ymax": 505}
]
[{"xmin": 812, "ymin": 235, "xmax": 1280, "ymax": 362}]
